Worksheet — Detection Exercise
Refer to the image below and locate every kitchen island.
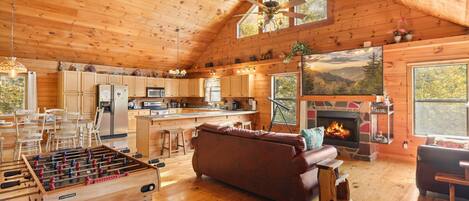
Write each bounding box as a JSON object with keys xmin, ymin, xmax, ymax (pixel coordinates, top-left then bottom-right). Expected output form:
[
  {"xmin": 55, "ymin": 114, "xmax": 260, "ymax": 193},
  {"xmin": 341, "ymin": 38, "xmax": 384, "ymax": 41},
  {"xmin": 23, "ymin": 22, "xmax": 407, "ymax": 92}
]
[{"xmin": 136, "ymin": 110, "xmax": 257, "ymax": 158}]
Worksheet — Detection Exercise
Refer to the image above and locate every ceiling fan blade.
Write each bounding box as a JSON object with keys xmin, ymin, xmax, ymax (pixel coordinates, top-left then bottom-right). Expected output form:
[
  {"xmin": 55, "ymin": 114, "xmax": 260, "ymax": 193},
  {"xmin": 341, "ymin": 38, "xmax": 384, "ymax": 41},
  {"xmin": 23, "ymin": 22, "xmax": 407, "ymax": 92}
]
[
  {"xmin": 280, "ymin": 0, "xmax": 306, "ymax": 8},
  {"xmin": 233, "ymin": 12, "xmax": 261, "ymax": 17},
  {"xmin": 279, "ymin": 11, "xmax": 307, "ymax": 19},
  {"xmin": 246, "ymin": 0, "xmax": 267, "ymax": 8}
]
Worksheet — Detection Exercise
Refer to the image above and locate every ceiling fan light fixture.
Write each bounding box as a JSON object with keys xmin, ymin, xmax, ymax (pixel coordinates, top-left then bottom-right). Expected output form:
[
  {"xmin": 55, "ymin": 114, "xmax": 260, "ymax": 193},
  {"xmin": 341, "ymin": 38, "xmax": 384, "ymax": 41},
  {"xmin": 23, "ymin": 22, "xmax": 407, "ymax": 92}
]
[{"xmin": 2, "ymin": 0, "xmax": 26, "ymax": 78}]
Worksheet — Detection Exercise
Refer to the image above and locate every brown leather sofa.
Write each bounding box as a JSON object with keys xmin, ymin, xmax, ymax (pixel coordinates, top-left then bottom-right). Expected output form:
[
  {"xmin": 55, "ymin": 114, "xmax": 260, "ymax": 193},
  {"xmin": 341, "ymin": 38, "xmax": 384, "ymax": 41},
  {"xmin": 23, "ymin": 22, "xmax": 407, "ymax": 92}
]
[
  {"xmin": 416, "ymin": 138, "xmax": 469, "ymax": 199},
  {"xmin": 192, "ymin": 123, "xmax": 338, "ymax": 201}
]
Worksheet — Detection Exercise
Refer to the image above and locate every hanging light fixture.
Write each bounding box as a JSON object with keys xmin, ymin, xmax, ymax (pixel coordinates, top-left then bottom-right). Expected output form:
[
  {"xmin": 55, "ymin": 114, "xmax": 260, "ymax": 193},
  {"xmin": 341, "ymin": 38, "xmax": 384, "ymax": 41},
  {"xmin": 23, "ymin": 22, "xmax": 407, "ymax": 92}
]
[
  {"xmin": 0, "ymin": 0, "xmax": 27, "ymax": 78},
  {"xmin": 168, "ymin": 28, "xmax": 186, "ymax": 78}
]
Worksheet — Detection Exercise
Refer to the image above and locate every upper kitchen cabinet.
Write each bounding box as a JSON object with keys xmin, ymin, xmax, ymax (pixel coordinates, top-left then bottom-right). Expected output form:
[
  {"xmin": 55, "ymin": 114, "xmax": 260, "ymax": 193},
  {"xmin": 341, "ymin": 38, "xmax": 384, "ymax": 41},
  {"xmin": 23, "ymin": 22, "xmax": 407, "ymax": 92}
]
[
  {"xmin": 135, "ymin": 77, "xmax": 147, "ymax": 97},
  {"xmin": 221, "ymin": 75, "xmax": 255, "ymax": 98},
  {"xmin": 220, "ymin": 76, "xmax": 231, "ymax": 97},
  {"xmin": 122, "ymin": 76, "xmax": 136, "ymax": 97},
  {"xmin": 59, "ymin": 71, "xmax": 81, "ymax": 93},
  {"xmin": 81, "ymin": 72, "xmax": 97, "ymax": 93},
  {"xmin": 164, "ymin": 79, "xmax": 179, "ymax": 97},
  {"xmin": 189, "ymin": 78, "xmax": 204, "ymax": 97},
  {"xmin": 147, "ymin": 78, "xmax": 165, "ymax": 88},
  {"xmin": 179, "ymin": 79, "xmax": 190, "ymax": 97},
  {"xmin": 241, "ymin": 74, "xmax": 255, "ymax": 97},
  {"xmin": 96, "ymin": 73, "xmax": 109, "ymax": 85},
  {"xmin": 108, "ymin": 74, "xmax": 123, "ymax": 85}
]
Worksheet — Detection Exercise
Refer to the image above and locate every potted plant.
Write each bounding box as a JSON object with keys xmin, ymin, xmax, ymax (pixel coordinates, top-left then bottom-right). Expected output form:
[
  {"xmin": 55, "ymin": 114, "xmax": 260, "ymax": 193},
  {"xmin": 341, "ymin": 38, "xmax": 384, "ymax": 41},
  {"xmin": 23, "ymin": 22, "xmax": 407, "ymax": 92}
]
[{"xmin": 283, "ymin": 41, "xmax": 313, "ymax": 63}]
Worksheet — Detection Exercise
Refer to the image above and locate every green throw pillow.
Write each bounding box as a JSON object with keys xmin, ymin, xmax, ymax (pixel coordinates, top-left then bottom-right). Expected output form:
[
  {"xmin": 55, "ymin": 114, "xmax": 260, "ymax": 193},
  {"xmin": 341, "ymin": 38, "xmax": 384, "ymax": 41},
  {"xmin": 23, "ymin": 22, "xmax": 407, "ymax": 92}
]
[{"xmin": 300, "ymin": 127, "xmax": 324, "ymax": 150}]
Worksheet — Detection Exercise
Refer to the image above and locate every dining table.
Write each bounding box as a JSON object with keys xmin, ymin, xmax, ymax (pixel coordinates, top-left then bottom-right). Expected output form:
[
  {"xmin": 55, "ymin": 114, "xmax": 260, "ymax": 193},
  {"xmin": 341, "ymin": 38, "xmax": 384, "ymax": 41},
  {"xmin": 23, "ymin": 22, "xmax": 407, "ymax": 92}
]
[{"xmin": 0, "ymin": 115, "xmax": 95, "ymax": 149}]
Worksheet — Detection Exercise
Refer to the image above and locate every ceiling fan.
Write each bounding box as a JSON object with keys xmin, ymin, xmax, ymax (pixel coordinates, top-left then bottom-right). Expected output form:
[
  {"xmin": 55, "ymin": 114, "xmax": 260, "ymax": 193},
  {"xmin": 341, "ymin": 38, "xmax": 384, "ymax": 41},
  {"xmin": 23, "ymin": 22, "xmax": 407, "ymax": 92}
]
[{"xmin": 236, "ymin": 0, "xmax": 307, "ymax": 29}]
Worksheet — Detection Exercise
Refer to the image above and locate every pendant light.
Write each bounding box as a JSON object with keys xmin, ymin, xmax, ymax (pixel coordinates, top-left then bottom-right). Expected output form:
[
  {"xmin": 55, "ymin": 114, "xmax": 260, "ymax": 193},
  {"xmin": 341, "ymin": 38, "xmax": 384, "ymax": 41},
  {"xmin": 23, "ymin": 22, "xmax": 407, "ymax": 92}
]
[
  {"xmin": 0, "ymin": 0, "xmax": 27, "ymax": 78},
  {"xmin": 168, "ymin": 28, "xmax": 186, "ymax": 78}
]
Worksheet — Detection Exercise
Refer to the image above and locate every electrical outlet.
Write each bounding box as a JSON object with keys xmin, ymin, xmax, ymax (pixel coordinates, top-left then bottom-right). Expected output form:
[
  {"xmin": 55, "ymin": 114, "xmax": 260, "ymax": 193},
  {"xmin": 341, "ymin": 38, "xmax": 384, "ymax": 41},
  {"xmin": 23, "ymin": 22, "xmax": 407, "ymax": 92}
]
[{"xmin": 403, "ymin": 140, "xmax": 409, "ymax": 149}]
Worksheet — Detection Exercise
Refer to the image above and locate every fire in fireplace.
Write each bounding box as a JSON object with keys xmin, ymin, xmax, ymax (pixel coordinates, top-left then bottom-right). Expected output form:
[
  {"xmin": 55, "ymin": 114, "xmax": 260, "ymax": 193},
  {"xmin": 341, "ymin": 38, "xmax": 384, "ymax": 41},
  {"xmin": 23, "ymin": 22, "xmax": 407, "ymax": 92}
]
[
  {"xmin": 317, "ymin": 111, "xmax": 360, "ymax": 148},
  {"xmin": 325, "ymin": 121, "xmax": 351, "ymax": 140}
]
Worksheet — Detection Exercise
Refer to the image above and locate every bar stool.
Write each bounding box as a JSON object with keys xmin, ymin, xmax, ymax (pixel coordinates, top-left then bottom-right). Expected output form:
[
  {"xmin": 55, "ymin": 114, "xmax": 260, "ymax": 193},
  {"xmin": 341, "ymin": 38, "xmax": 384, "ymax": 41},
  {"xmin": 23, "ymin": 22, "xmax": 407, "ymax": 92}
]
[
  {"xmin": 236, "ymin": 121, "xmax": 252, "ymax": 130},
  {"xmin": 161, "ymin": 128, "xmax": 187, "ymax": 158}
]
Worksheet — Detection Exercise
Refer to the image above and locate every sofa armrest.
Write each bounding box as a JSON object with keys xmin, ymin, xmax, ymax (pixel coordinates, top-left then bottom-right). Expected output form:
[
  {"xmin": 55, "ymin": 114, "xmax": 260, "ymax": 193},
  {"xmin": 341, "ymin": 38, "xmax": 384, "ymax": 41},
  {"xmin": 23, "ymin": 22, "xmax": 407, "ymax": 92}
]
[{"xmin": 292, "ymin": 145, "xmax": 337, "ymax": 174}]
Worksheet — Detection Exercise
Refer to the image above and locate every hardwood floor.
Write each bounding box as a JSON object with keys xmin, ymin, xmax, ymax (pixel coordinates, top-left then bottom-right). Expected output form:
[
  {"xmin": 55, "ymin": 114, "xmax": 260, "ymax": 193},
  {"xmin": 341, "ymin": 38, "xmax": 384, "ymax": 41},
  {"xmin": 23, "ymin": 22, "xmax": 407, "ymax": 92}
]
[{"xmin": 1, "ymin": 134, "xmax": 466, "ymax": 201}]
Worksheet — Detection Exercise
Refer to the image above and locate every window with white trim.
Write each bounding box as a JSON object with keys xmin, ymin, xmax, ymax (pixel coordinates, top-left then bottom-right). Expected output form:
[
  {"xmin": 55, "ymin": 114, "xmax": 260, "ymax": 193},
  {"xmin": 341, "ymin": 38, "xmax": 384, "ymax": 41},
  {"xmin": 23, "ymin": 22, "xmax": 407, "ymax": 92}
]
[
  {"xmin": 0, "ymin": 74, "xmax": 25, "ymax": 114},
  {"xmin": 237, "ymin": 6, "xmax": 260, "ymax": 38},
  {"xmin": 205, "ymin": 78, "xmax": 221, "ymax": 102}
]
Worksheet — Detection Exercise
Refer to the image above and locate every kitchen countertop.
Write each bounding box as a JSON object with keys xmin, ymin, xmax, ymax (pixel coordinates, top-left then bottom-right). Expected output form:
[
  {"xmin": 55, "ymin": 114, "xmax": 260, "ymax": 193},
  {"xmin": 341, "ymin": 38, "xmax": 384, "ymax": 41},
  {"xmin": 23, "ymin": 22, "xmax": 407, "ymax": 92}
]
[{"xmin": 136, "ymin": 110, "xmax": 257, "ymax": 121}]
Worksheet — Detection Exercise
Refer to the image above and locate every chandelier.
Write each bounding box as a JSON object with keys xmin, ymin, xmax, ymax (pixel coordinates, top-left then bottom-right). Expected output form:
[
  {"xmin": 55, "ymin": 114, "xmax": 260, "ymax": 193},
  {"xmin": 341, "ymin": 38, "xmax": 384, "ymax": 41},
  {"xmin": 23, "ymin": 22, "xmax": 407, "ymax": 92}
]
[
  {"xmin": 0, "ymin": 0, "xmax": 27, "ymax": 77},
  {"xmin": 168, "ymin": 28, "xmax": 186, "ymax": 78}
]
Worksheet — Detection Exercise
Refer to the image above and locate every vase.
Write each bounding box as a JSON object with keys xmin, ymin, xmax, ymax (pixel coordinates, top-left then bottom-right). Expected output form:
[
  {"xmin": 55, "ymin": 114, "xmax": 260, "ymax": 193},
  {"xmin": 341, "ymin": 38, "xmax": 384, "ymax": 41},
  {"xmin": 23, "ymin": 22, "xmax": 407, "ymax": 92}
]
[
  {"xmin": 405, "ymin": 33, "xmax": 413, "ymax": 41},
  {"xmin": 394, "ymin": 35, "xmax": 402, "ymax": 43}
]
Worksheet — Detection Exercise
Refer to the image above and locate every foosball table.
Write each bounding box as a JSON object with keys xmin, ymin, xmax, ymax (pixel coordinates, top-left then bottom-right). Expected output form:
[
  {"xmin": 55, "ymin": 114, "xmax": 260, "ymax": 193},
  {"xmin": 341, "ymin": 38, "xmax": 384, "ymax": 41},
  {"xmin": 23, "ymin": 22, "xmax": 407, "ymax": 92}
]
[{"xmin": 0, "ymin": 146, "xmax": 161, "ymax": 201}]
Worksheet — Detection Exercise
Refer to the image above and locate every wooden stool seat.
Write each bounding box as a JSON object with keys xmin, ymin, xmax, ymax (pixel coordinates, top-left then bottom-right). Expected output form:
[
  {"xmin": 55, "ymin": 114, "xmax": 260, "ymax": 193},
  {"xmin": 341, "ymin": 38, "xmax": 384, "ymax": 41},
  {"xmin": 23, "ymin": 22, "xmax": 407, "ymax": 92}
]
[
  {"xmin": 161, "ymin": 128, "xmax": 187, "ymax": 158},
  {"xmin": 435, "ymin": 160, "xmax": 469, "ymax": 201},
  {"xmin": 236, "ymin": 121, "xmax": 252, "ymax": 130}
]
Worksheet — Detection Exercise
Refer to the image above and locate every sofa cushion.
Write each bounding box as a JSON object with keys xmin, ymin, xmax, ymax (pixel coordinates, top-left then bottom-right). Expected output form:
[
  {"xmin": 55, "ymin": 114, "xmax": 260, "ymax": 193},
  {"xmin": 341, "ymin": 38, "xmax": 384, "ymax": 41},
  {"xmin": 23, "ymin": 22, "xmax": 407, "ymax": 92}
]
[
  {"xmin": 257, "ymin": 132, "xmax": 307, "ymax": 152},
  {"xmin": 197, "ymin": 123, "xmax": 231, "ymax": 134},
  {"xmin": 301, "ymin": 127, "xmax": 324, "ymax": 150},
  {"xmin": 434, "ymin": 137, "xmax": 469, "ymax": 149}
]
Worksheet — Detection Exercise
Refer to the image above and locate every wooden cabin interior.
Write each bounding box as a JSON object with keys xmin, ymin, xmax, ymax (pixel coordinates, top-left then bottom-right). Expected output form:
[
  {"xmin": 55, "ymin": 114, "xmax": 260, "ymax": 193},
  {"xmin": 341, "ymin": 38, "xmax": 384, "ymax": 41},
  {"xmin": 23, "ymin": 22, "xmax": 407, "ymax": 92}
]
[{"xmin": 1, "ymin": 0, "xmax": 469, "ymax": 200}]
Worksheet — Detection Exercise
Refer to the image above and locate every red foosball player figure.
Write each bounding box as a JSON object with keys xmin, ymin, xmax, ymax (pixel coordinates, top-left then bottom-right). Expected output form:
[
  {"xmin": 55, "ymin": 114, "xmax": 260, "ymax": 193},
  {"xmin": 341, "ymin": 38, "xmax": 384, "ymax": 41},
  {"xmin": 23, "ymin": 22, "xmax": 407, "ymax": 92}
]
[{"xmin": 49, "ymin": 177, "xmax": 55, "ymax": 191}]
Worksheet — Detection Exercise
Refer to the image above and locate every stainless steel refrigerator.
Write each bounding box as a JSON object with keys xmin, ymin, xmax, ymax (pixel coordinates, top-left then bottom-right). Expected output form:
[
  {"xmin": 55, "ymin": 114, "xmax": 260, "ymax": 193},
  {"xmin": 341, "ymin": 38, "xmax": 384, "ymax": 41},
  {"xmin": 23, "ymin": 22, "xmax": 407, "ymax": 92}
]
[{"xmin": 98, "ymin": 84, "xmax": 128, "ymax": 138}]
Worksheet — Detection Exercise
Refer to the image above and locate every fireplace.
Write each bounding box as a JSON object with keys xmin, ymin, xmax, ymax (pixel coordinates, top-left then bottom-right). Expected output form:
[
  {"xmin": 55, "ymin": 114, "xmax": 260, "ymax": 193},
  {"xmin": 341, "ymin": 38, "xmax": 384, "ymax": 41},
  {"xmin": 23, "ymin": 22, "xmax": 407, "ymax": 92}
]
[{"xmin": 317, "ymin": 111, "xmax": 360, "ymax": 148}]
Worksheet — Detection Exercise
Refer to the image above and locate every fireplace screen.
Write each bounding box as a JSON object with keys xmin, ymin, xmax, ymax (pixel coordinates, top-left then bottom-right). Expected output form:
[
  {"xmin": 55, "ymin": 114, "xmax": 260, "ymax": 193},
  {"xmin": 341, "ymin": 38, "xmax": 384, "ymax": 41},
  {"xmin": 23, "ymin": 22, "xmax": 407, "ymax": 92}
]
[{"xmin": 317, "ymin": 111, "xmax": 360, "ymax": 148}]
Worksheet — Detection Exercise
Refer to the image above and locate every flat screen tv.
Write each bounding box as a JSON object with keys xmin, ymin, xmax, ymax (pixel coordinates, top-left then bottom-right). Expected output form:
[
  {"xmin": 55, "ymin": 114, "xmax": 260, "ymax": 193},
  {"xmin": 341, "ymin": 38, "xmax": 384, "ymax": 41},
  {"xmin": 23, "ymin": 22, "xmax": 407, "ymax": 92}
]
[{"xmin": 301, "ymin": 46, "xmax": 383, "ymax": 95}]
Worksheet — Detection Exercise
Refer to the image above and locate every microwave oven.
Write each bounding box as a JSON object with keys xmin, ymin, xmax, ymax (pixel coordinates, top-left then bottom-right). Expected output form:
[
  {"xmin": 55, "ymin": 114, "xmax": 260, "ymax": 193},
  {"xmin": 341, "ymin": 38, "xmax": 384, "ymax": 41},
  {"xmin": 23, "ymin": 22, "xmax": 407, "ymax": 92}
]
[{"xmin": 146, "ymin": 87, "xmax": 165, "ymax": 98}]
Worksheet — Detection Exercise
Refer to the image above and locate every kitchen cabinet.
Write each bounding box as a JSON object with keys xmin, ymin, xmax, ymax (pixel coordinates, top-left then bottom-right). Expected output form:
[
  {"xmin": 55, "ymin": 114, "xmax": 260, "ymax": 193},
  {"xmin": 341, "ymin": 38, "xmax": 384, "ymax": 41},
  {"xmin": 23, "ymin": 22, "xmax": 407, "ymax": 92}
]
[
  {"xmin": 122, "ymin": 76, "xmax": 136, "ymax": 97},
  {"xmin": 220, "ymin": 76, "xmax": 231, "ymax": 97},
  {"xmin": 220, "ymin": 75, "xmax": 255, "ymax": 98},
  {"xmin": 135, "ymin": 77, "xmax": 147, "ymax": 97},
  {"xmin": 60, "ymin": 71, "xmax": 81, "ymax": 93},
  {"xmin": 60, "ymin": 93, "xmax": 81, "ymax": 113},
  {"xmin": 128, "ymin": 109, "xmax": 150, "ymax": 132},
  {"xmin": 108, "ymin": 74, "xmax": 123, "ymax": 85},
  {"xmin": 81, "ymin": 93, "xmax": 96, "ymax": 120},
  {"xmin": 81, "ymin": 72, "xmax": 96, "ymax": 93},
  {"xmin": 147, "ymin": 78, "xmax": 165, "ymax": 88},
  {"xmin": 96, "ymin": 73, "xmax": 109, "ymax": 85},
  {"xmin": 241, "ymin": 74, "xmax": 255, "ymax": 97},
  {"xmin": 230, "ymin": 75, "xmax": 242, "ymax": 97},
  {"xmin": 189, "ymin": 78, "xmax": 205, "ymax": 97},
  {"xmin": 164, "ymin": 79, "xmax": 179, "ymax": 97},
  {"xmin": 179, "ymin": 79, "xmax": 190, "ymax": 97}
]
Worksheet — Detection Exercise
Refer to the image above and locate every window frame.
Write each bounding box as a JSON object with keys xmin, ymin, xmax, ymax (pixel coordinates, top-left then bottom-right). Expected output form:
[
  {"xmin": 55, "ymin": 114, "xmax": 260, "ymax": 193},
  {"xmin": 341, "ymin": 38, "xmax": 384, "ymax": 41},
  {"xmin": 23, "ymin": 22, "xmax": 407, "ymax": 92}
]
[
  {"xmin": 236, "ymin": 5, "xmax": 260, "ymax": 39},
  {"xmin": 0, "ymin": 74, "xmax": 27, "ymax": 115},
  {"xmin": 293, "ymin": 0, "xmax": 329, "ymax": 26},
  {"xmin": 411, "ymin": 61, "xmax": 469, "ymax": 138},
  {"xmin": 271, "ymin": 73, "xmax": 298, "ymax": 125},
  {"xmin": 236, "ymin": 0, "xmax": 332, "ymax": 39},
  {"xmin": 205, "ymin": 78, "xmax": 221, "ymax": 103}
]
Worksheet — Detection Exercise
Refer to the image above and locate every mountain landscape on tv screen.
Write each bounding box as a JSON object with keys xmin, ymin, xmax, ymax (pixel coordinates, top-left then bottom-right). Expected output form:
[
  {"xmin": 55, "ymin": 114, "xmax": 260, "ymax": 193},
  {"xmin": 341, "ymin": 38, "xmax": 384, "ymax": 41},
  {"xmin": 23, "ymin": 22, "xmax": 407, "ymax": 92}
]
[{"xmin": 302, "ymin": 47, "xmax": 383, "ymax": 95}]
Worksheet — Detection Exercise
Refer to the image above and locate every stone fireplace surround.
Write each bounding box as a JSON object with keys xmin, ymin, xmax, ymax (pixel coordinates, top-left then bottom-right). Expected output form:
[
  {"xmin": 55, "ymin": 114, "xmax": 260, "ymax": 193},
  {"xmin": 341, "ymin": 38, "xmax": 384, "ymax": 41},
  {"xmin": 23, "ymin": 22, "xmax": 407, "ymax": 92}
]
[{"xmin": 301, "ymin": 100, "xmax": 378, "ymax": 161}]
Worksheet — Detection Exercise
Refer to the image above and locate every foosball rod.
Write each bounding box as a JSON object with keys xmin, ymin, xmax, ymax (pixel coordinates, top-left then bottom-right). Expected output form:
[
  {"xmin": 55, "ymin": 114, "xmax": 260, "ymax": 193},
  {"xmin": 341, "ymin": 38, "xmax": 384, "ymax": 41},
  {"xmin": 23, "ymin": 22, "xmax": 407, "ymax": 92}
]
[
  {"xmin": 0, "ymin": 160, "xmax": 26, "ymax": 168},
  {"xmin": 29, "ymin": 148, "xmax": 110, "ymax": 162},
  {"xmin": 45, "ymin": 164, "xmax": 143, "ymax": 190},
  {"xmin": 0, "ymin": 166, "xmax": 28, "ymax": 173},
  {"xmin": 31, "ymin": 151, "xmax": 118, "ymax": 168},
  {"xmin": 40, "ymin": 157, "xmax": 129, "ymax": 177},
  {"xmin": 0, "ymin": 183, "xmax": 37, "ymax": 194}
]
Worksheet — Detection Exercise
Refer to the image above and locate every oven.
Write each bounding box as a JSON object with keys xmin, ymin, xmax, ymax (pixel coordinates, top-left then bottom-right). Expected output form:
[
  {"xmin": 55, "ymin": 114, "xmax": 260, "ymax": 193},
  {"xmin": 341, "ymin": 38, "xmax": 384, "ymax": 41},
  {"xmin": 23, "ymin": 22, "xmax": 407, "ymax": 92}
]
[{"xmin": 146, "ymin": 87, "xmax": 165, "ymax": 98}]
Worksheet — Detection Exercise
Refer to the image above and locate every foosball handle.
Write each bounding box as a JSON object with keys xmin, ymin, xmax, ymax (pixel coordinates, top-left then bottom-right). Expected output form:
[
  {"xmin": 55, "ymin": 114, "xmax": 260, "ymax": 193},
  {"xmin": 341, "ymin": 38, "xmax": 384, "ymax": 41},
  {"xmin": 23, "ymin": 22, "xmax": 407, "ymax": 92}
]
[
  {"xmin": 120, "ymin": 148, "xmax": 130, "ymax": 153},
  {"xmin": 148, "ymin": 159, "xmax": 160, "ymax": 164},
  {"xmin": 155, "ymin": 162, "xmax": 165, "ymax": 168},
  {"xmin": 3, "ymin": 170, "xmax": 22, "ymax": 177},
  {"xmin": 0, "ymin": 180, "xmax": 20, "ymax": 189}
]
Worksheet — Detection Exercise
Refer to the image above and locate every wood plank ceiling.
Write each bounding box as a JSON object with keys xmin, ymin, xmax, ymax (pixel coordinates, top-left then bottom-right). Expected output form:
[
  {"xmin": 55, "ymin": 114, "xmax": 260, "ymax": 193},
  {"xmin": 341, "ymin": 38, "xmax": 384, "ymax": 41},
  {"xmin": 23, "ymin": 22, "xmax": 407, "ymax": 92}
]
[
  {"xmin": 0, "ymin": 0, "xmax": 242, "ymax": 70},
  {"xmin": 395, "ymin": 0, "xmax": 469, "ymax": 27}
]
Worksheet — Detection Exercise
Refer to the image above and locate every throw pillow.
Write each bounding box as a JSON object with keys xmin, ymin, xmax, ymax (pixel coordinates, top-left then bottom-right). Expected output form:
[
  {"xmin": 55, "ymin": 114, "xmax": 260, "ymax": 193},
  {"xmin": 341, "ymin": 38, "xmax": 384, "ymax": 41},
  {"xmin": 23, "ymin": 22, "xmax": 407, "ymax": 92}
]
[{"xmin": 301, "ymin": 127, "xmax": 325, "ymax": 150}]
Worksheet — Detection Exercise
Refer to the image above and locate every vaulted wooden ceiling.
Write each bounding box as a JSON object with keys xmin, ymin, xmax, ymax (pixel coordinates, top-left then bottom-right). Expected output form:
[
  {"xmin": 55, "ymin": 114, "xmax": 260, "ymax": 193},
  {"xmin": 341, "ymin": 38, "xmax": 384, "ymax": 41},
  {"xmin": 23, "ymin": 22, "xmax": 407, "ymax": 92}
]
[
  {"xmin": 395, "ymin": 0, "xmax": 469, "ymax": 27},
  {"xmin": 0, "ymin": 0, "xmax": 242, "ymax": 70}
]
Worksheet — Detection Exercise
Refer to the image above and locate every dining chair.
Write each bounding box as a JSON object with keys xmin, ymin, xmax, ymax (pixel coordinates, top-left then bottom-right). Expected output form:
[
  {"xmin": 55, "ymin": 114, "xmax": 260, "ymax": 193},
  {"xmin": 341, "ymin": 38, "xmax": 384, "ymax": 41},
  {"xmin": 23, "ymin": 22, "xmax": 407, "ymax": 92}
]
[
  {"xmin": 88, "ymin": 107, "xmax": 104, "ymax": 147},
  {"xmin": 14, "ymin": 111, "xmax": 45, "ymax": 160},
  {"xmin": 52, "ymin": 112, "xmax": 80, "ymax": 151},
  {"xmin": 44, "ymin": 108, "xmax": 66, "ymax": 151}
]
